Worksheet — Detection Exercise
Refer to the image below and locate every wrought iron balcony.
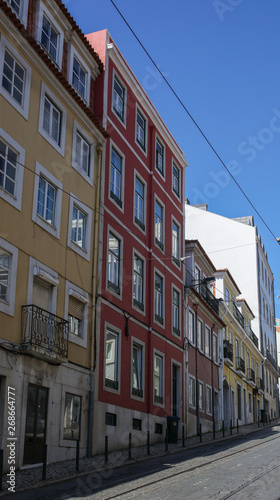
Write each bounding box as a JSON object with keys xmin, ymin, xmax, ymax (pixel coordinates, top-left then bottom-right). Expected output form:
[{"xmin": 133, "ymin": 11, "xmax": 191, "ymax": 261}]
[
  {"xmin": 247, "ymin": 368, "xmax": 255, "ymax": 384},
  {"xmin": 236, "ymin": 357, "xmax": 245, "ymax": 374},
  {"xmin": 21, "ymin": 305, "xmax": 68, "ymax": 362},
  {"xmin": 223, "ymin": 340, "xmax": 233, "ymax": 365},
  {"xmin": 256, "ymin": 378, "xmax": 264, "ymax": 392},
  {"xmin": 266, "ymin": 350, "xmax": 278, "ymax": 372},
  {"xmin": 246, "ymin": 325, "xmax": 259, "ymax": 348},
  {"xmin": 231, "ymin": 301, "xmax": 245, "ymax": 329},
  {"xmin": 185, "ymin": 270, "xmax": 219, "ymax": 315}
]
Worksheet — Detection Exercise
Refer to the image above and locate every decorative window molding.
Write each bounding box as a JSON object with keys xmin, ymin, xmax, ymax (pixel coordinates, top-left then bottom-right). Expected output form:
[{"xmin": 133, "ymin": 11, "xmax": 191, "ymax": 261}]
[
  {"xmin": 0, "ymin": 238, "xmax": 18, "ymax": 316},
  {"xmin": 6, "ymin": 0, "xmax": 29, "ymax": 26},
  {"xmin": 135, "ymin": 104, "xmax": 147, "ymax": 154},
  {"xmin": 132, "ymin": 250, "xmax": 145, "ymax": 314},
  {"xmin": 0, "ymin": 128, "xmax": 25, "ymax": 211},
  {"xmin": 106, "ymin": 227, "xmax": 123, "ymax": 299},
  {"xmin": 0, "ymin": 35, "xmax": 31, "ymax": 120},
  {"xmin": 72, "ymin": 120, "xmax": 94, "ymax": 184},
  {"xmin": 154, "ymin": 197, "xmax": 165, "ymax": 251},
  {"xmin": 38, "ymin": 82, "xmax": 67, "ymax": 156},
  {"xmin": 112, "ymin": 70, "xmax": 126, "ymax": 126},
  {"xmin": 27, "ymin": 257, "xmax": 58, "ymax": 315},
  {"xmin": 67, "ymin": 193, "xmax": 92, "ymax": 261},
  {"xmin": 134, "ymin": 172, "xmax": 146, "ymax": 233},
  {"xmin": 104, "ymin": 322, "xmax": 121, "ymax": 394},
  {"xmin": 109, "ymin": 142, "xmax": 124, "ymax": 210},
  {"xmin": 32, "ymin": 161, "xmax": 63, "ymax": 239},
  {"xmin": 172, "ymin": 285, "xmax": 181, "ymax": 337},
  {"xmin": 153, "ymin": 349, "xmax": 164, "ymax": 406},
  {"xmin": 64, "ymin": 280, "xmax": 88, "ymax": 348},
  {"xmin": 172, "ymin": 160, "xmax": 180, "ymax": 199},
  {"xmin": 155, "ymin": 136, "xmax": 165, "ymax": 178},
  {"xmin": 131, "ymin": 337, "xmax": 145, "ymax": 400},
  {"xmin": 154, "ymin": 269, "xmax": 164, "ymax": 327},
  {"xmin": 35, "ymin": 2, "xmax": 64, "ymax": 69},
  {"xmin": 68, "ymin": 45, "xmax": 91, "ymax": 104}
]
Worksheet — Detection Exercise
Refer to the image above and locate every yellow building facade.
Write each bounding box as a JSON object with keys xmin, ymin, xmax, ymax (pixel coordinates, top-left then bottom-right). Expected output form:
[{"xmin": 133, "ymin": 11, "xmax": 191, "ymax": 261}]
[
  {"xmin": 0, "ymin": 0, "xmax": 107, "ymax": 469},
  {"xmin": 215, "ymin": 270, "xmax": 264, "ymax": 428}
]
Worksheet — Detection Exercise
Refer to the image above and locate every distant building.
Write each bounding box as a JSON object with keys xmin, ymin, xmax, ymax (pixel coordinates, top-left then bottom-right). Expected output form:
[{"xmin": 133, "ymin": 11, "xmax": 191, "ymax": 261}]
[
  {"xmin": 0, "ymin": 0, "xmax": 107, "ymax": 470},
  {"xmin": 185, "ymin": 203, "xmax": 279, "ymax": 419},
  {"xmin": 86, "ymin": 30, "xmax": 188, "ymax": 453}
]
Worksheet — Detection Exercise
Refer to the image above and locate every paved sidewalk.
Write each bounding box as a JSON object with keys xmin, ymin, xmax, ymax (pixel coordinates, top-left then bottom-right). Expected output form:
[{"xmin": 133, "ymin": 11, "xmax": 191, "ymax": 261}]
[{"xmin": 0, "ymin": 420, "xmax": 278, "ymax": 496}]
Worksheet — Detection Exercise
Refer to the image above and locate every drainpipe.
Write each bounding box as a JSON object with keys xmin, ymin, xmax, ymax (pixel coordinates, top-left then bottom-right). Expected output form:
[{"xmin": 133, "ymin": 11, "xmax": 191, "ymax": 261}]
[
  {"xmin": 194, "ymin": 304, "xmax": 200, "ymax": 435},
  {"xmin": 87, "ymin": 143, "xmax": 103, "ymax": 458},
  {"xmin": 220, "ymin": 305, "xmax": 227, "ymax": 423}
]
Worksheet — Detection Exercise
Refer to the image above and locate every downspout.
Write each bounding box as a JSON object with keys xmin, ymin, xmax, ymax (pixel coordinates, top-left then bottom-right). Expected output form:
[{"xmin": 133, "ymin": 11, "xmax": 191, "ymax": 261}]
[
  {"xmin": 87, "ymin": 143, "xmax": 103, "ymax": 457},
  {"xmin": 194, "ymin": 304, "xmax": 199, "ymax": 435},
  {"xmin": 220, "ymin": 304, "xmax": 227, "ymax": 423}
]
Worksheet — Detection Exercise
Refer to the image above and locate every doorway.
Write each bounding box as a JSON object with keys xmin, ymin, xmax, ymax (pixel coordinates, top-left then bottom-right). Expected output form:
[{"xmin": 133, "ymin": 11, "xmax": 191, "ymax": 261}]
[{"xmin": 23, "ymin": 384, "xmax": 48, "ymax": 465}]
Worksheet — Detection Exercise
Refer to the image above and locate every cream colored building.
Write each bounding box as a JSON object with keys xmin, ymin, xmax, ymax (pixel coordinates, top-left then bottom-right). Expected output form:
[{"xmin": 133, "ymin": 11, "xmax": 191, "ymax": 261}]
[{"xmin": 0, "ymin": 0, "xmax": 107, "ymax": 470}]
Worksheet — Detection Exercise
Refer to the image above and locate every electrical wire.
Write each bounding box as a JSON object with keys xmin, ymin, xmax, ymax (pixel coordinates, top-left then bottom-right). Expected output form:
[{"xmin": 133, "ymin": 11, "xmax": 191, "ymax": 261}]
[{"xmin": 108, "ymin": 0, "xmax": 280, "ymax": 244}]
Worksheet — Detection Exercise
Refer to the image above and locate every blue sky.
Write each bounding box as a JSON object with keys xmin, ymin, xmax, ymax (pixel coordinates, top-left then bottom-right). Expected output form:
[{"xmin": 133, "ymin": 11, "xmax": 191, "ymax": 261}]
[{"xmin": 66, "ymin": 0, "xmax": 280, "ymax": 318}]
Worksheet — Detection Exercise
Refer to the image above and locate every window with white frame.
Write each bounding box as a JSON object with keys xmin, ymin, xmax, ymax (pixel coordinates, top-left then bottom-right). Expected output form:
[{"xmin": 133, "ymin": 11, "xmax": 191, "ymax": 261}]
[
  {"xmin": 0, "ymin": 36, "xmax": 31, "ymax": 119},
  {"xmin": 67, "ymin": 195, "xmax": 92, "ymax": 261},
  {"xmin": 206, "ymin": 386, "xmax": 212, "ymax": 414},
  {"xmin": 154, "ymin": 353, "xmax": 163, "ymax": 404},
  {"xmin": 155, "ymin": 138, "xmax": 164, "ymax": 176},
  {"xmin": 136, "ymin": 107, "xmax": 147, "ymax": 151},
  {"xmin": 172, "ymin": 220, "xmax": 180, "ymax": 265},
  {"xmin": 197, "ymin": 319, "xmax": 203, "ymax": 351},
  {"xmin": 32, "ymin": 162, "xmax": 62, "ymax": 239},
  {"xmin": 188, "ymin": 310, "xmax": 195, "ymax": 344},
  {"xmin": 41, "ymin": 13, "xmax": 59, "ymax": 62},
  {"xmin": 7, "ymin": 0, "xmax": 29, "ymax": 24},
  {"xmin": 65, "ymin": 281, "xmax": 88, "ymax": 348},
  {"xmin": 74, "ymin": 131, "xmax": 90, "ymax": 175},
  {"xmin": 72, "ymin": 121, "xmax": 94, "ymax": 183},
  {"xmin": 172, "ymin": 161, "xmax": 180, "ymax": 197},
  {"xmin": 198, "ymin": 382, "xmax": 204, "ymax": 411},
  {"xmin": 205, "ymin": 325, "xmax": 211, "ymax": 358},
  {"xmin": 134, "ymin": 176, "xmax": 145, "ymax": 230},
  {"xmin": 38, "ymin": 83, "xmax": 66, "ymax": 156},
  {"xmin": 194, "ymin": 265, "xmax": 201, "ymax": 292},
  {"xmin": 63, "ymin": 393, "xmax": 81, "ymax": 440},
  {"xmin": 133, "ymin": 254, "xmax": 144, "ymax": 311},
  {"xmin": 225, "ymin": 287, "xmax": 230, "ymax": 304},
  {"xmin": 105, "ymin": 328, "xmax": 119, "ymax": 390},
  {"xmin": 132, "ymin": 342, "xmax": 143, "ymax": 398},
  {"xmin": 113, "ymin": 74, "xmax": 125, "ymax": 122},
  {"xmin": 0, "ymin": 240, "xmax": 17, "ymax": 316},
  {"xmin": 154, "ymin": 272, "xmax": 163, "ymax": 324},
  {"xmin": 108, "ymin": 232, "xmax": 121, "ymax": 295},
  {"xmin": 189, "ymin": 377, "xmax": 195, "ymax": 407},
  {"xmin": 172, "ymin": 288, "xmax": 180, "ymax": 335},
  {"xmin": 72, "ymin": 56, "xmax": 86, "ymax": 99},
  {"xmin": 213, "ymin": 333, "xmax": 218, "ymax": 363},
  {"xmin": 0, "ymin": 129, "xmax": 25, "ymax": 211},
  {"xmin": 155, "ymin": 200, "xmax": 164, "ymax": 249},
  {"xmin": 110, "ymin": 147, "xmax": 123, "ymax": 207}
]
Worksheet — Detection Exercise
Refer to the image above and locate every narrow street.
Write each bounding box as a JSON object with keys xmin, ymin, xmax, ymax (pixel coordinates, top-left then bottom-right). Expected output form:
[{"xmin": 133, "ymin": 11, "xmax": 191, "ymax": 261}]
[{"xmin": 7, "ymin": 425, "xmax": 280, "ymax": 500}]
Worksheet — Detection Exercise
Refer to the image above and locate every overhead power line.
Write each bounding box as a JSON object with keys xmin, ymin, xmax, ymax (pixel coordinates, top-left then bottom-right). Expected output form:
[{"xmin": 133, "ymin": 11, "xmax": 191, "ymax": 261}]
[{"xmin": 109, "ymin": 0, "xmax": 280, "ymax": 245}]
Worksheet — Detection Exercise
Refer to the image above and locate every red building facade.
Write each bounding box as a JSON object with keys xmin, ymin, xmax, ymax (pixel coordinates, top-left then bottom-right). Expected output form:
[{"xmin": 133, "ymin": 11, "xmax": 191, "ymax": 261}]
[{"xmin": 87, "ymin": 30, "xmax": 188, "ymax": 453}]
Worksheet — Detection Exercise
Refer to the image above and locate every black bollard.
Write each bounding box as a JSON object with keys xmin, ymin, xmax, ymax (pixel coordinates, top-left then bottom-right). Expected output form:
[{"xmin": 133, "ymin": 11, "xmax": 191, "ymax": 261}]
[
  {"xmin": 165, "ymin": 428, "xmax": 168, "ymax": 451},
  {"xmin": 200, "ymin": 423, "xmax": 202, "ymax": 443},
  {"xmin": 128, "ymin": 432, "xmax": 132, "ymax": 460},
  {"xmin": 222, "ymin": 420, "xmax": 225, "ymax": 437},
  {"xmin": 237, "ymin": 419, "xmax": 239, "ymax": 434},
  {"xmin": 230, "ymin": 419, "xmax": 232, "ymax": 435},
  {"xmin": 213, "ymin": 420, "xmax": 215, "ymax": 440},
  {"xmin": 42, "ymin": 444, "xmax": 47, "ymax": 480},
  {"xmin": 0, "ymin": 449, "xmax": 3, "ymax": 492},
  {"xmin": 105, "ymin": 435, "xmax": 108, "ymax": 465},
  {"xmin": 147, "ymin": 431, "xmax": 150, "ymax": 456},
  {"xmin": 182, "ymin": 424, "xmax": 185, "ymax": 447},
  {"xmin": 76, "ymin": 440, "xmax": 80, "ymax": 472}
]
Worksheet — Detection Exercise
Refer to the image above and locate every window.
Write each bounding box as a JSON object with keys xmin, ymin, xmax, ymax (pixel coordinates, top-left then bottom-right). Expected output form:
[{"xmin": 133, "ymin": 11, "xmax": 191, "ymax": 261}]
[
  {"xmin": 37, "ymin": 176, "xmax": 56, "ymax": 226},
  {"xmin": 71, "ymin": 205, "xmax": 86, "ymax": 250},
  {"xmin": 72, "ymin": 57, "xmax": 86, "ymax": 99},
  {"xmin": 225, "ymin": 288, "xmax": 230, "ymax": 304},
  {"xmin": 189, "ymin": 377, "xmax": 195, "ymax": 407},
  {"xmin": 194, "ymin": 265, "xmax": 201, "ymax": 292},
  {"xmin": 134, "ymin": 177, "xmax": 145, "ymax": 230},
  {"xmin": 0, "ymin": 239, "xmax": 18, "ymax": 316},
  {"xmin": 198, "ymin": 382, "xmax": 204, "ymax": 411},
  {"xmin": 206, "ymin": 386, "xmax": 212, "ymax": 414},
  {"xmin": 213, "ymin": 334, "xmax": 218, "ymax": 363},
  {"xmin": 155, "ymin": 200, "xmax": 164, "ymax": 249},
  {"xmin": 108, "ymin": 232, "xmax": 121, "ymax": 294},
  {"xmin": 113, "ymin": 74, "xmax": 125, "ymax": 122},
  {"xmin": 132, "ymin": 343, "xmax": 143, "ymax": 398},
  {"xmin": 105, "ymin": 329, "xmax": 119, "ymax": 390},
  {"xmin": 172, "ymin": 220, "xmax": 180, "ymax": 265},
  {"xmin": 188, "ymin": 310, "xmax": 195, "ymax": 344},
  {"xmin": 67, "ymin": 195, "xmax": 92, "ymax": 261},
  {"xmin": 65, "ymin": 281, "xmax": 88, "ymax": 348},
  {"xmin": 0, "ymin": 36, "xmax": 31, "ymax": 119},
  {"xmin": 197, "ymin": 319, "xmax": 203, "ymax": 351},
  {"xmin": 205, "ymin": 326, "xmax": 211, "ymax": 358},
  {"xmin": 0, "ymin": 129, "xmax": 24, "ymax": 211},
  {"xmin": 32, "ymin": 162, "xmax": 62, "ymax": 238},
  {"xmin": 75, "ymin": 132, "xmax": 90, "ymax": 175},
  {"xmin": 38, "ymin": 83, "xmax": 66, "ymax": 156},
  {"xmin": 155, "ymin": 423, "xmax": 163, "ymax": 434},
  {"xmin": 7, "ymin": 0, "xmax": 29, "ymax": 25},
  {"xmin": 154, "ymin": 272, "xmax": 164, "ymax": 324},
  {"xmin": 105, "ymin": 412, "xmax": 117, "ymax": 426},
  {"xmin": 248, "ymin": 392, "xmax": 252, "ymax": 413},
  {"xmin": 136, "ymin": 108, "xmax": 147, "ymax": 151},
  {"xmin": 41, "ymin": 14, "xmax": 59, "ymax": 62},
  {"xmin": 8, "ymin": 0, "xmax": 21, "ymax": 14},
  {"xmin": 172, "ymin": 161, "xmax": 180, "ymax": 197},
  {"xmin": 172, "ymin": 288, "xmax": 180, "ymax": 335},
  {"xmin": 133, "ymin": 255, "xmax": 144, "ymax": 311},
  {"xmin": 63, "ymin": 393, "xmax": 81, "ymax": 440},
  {"xmin": 133, "ymin": 418, "xmax": 142, "ymax": 431},
  {"xmin": 155, "ymin": 138, "xmax": 164, "ymax": 176},
  {"xmin": 154, "ymin": 353, "xmax": 163, "ymax": 404},
  {"xmin": 110, "ymin": 147, "xmax": 122, "ymax": 207},
  {"xmin": 72, "ymin": 121, "xmax": 94, "ymax": 183}
]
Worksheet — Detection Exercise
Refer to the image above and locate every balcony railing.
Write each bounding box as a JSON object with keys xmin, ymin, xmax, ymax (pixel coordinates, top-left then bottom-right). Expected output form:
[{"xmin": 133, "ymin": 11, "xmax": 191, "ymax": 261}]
[
  {"xmin": 266, "ymin": 350, "xmax": 278, "ymax": 372},
  {"xmin": 247, "ymin": 368, "xmax": 255, "ymax": 384},
  {"xmin": 223, "ymin": 340, "xmax": 233, "ymax": 363},
  {"xmin": 185, "ymin": 270, "xmax": 219, "ymax": 315},
  {"xmin": 256, "ymin": 378, "xmax": 264, "ymax": 392},
  {"xmin": 247, "ymin": 325, "xmax": 259, "ymax": 348},
  {"xmin": 21, "ymin": 305, "xmax": 68, "ymax": 359},
  {"xmin": 232, "ymin": 301, "xmax": 245, "ymax": 329},
  {"xmin": 236, "ymin": 357, "xmax": 245, "ymax": 373}
]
